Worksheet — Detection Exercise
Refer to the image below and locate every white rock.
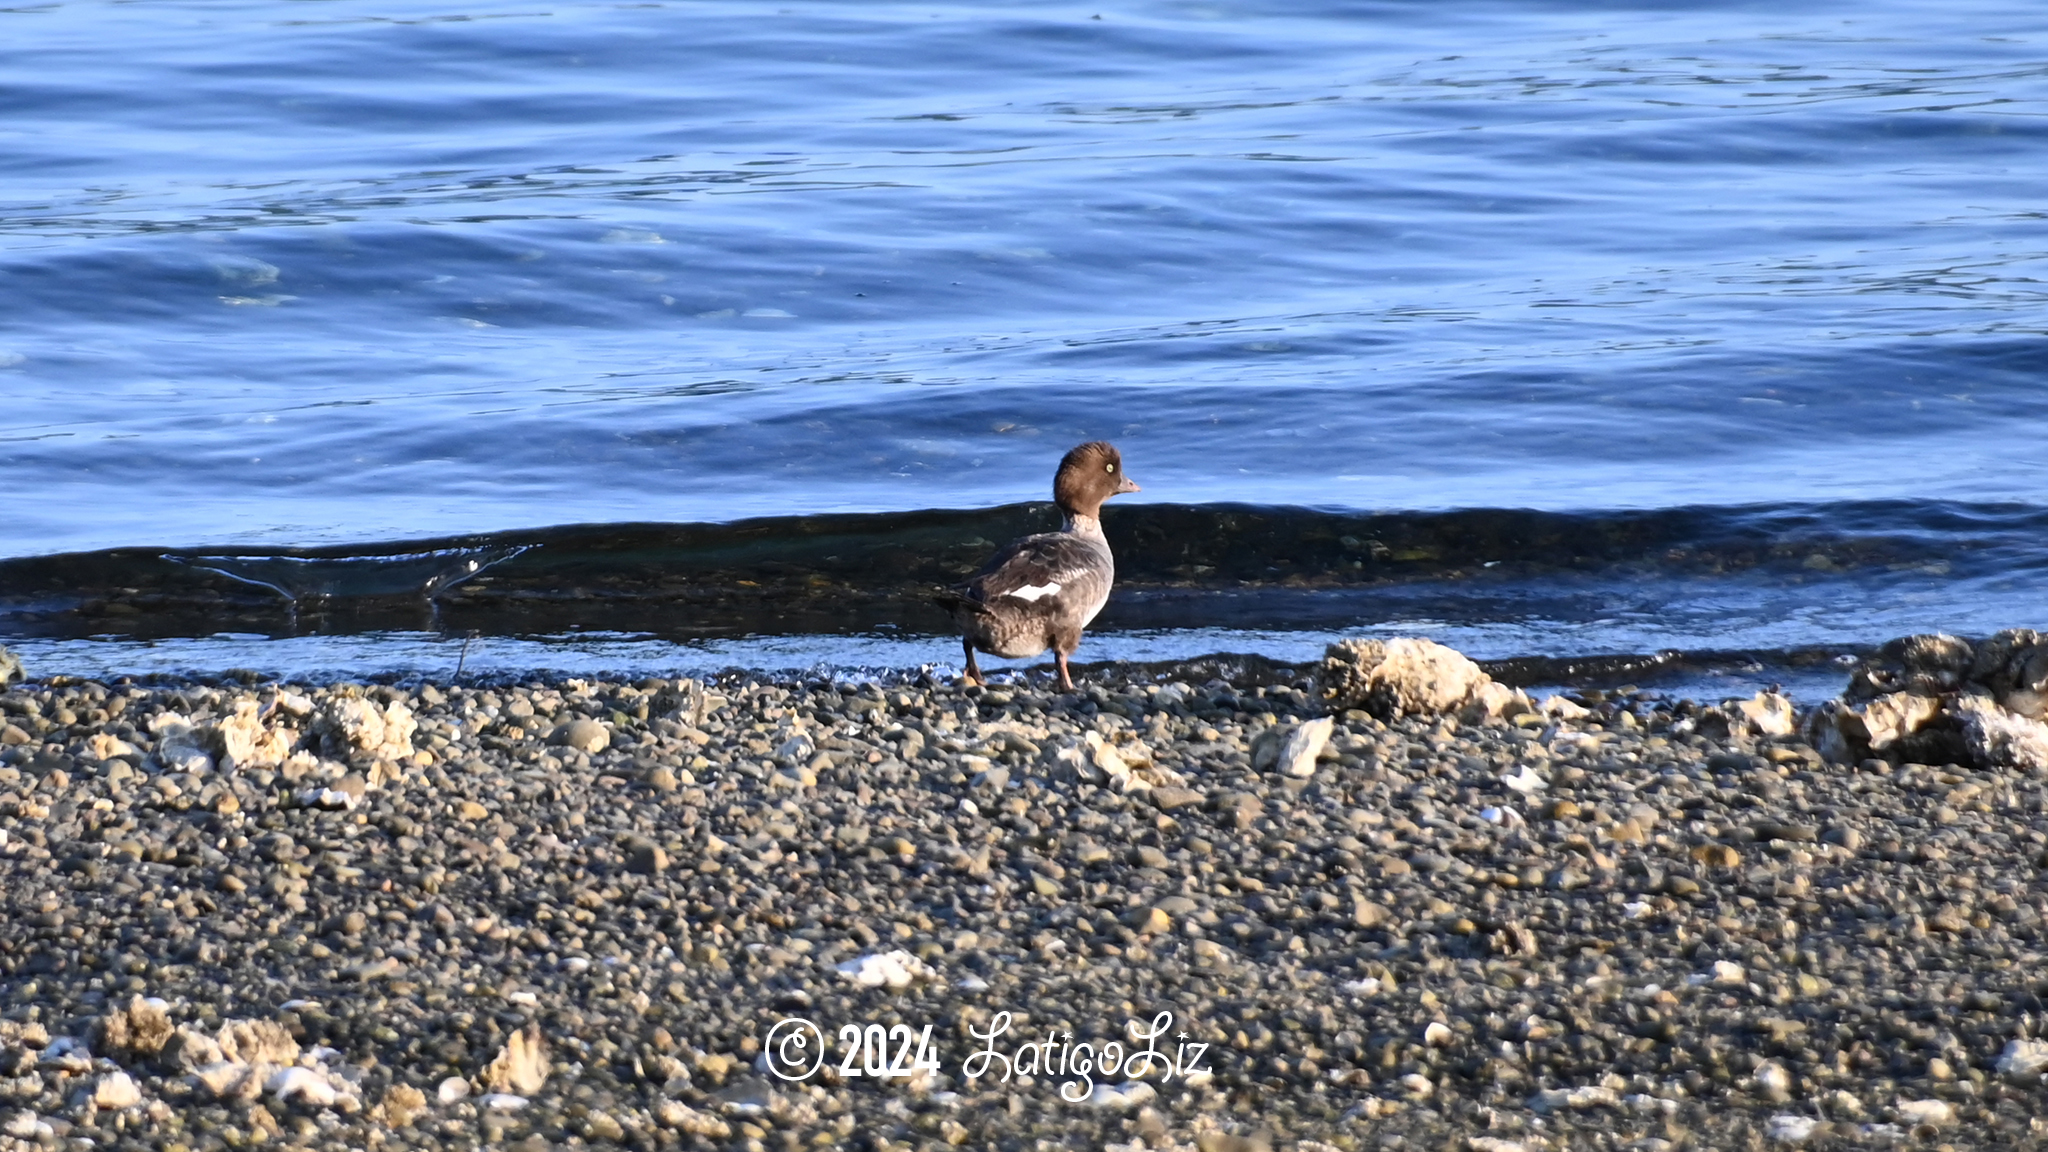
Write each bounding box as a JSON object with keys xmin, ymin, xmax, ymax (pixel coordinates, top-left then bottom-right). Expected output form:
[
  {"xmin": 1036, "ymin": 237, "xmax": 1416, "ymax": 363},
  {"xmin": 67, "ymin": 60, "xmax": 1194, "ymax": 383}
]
[
  {"xmin": 1736, "ymin": 691, "xmax": 1798, "ymax": 737},
  {"xmin": 191, "ymin": 1061, "xmax": 259, "ymax": 1101},
  {"xmin": 267, "ymin": 1066, "xmax": 338, "ymax": 1107},
  {"xmin": 1501, "ymin": 765, "xmax": 1548, "ymax": 795},
  {"xmin": 1997, "ymin": 1037, "xmax": 2048, "ymax": 1077},
  {"xmin": 93, "ymin": 1071, "xmax": 142, "ymax": 1110},
  {"xmin": 1085, "ymin": 1080, "xmax": 1156, "ymax": 1108},
  {"xmin": 299, "ymin": 787, "xmax": 357, "ymax": 810},
  {"xmin": 1466, "ymin": 1140, "xmax": 1526, "ymax": 1152},
  {"xmin": 271, "ymin": 692, "xmax": 317, "ymax": 719},
  {"xmin": 1710, "ymin": 960, "xmax": 1746, "ymax": 986},
  {"xmin": 1479, "ymin": 805, "xmax": 1525, "ymax": 826},
  {"xmin": 1319, "ymin": 637, "xmax": 1499, "ymax": 718},
  {"xmin": 834, "ymin": 950, "xmax": 935, "ymax": 989},
  {"xmin": 1754, "ymin": 1061, "xmax": 1792, "ymax": 1102},
  {"xmin": 155, "ymin": 724, "xmax": 215, "ymax": 775},
  {"xmin": 3, "ymin": 1112, "xmax": 52, "ymax": 1140},
  {"xmin": 1896, "ymin": 1098, "xmax": 1953, "ymax": 1126},
  {"xmin": 1270, "ymin": 716, "xmax": 1334, "ymax": 778},
  {"xmin": 1396, "ymin": 1072, "xmax": 1434, "ymax": 1098},
  {"xmin": 1528, "ymin": 1085, "xmax": 1617, "ymax": 1112},
  {"xmin": 1954, "ymin": 693, "xmax": 2048, "ymax": 774},
  {"xmin": 319, "ymin": 696, "xmax": 418, "ymax": 761},
  {"xmin": 479, "ymin": 1093, "xmax": 528, "ymax": 1111},
  {"xmin": 436, "ymin": 1076, "xmax": 471, "ymax": 1105},
  {"xmin": 212, "ymin": 699, "xmax": 295, "ymax": 770},
  {"xmin": 1463, "ymin": 679, "xmax": 1533, "ymax": 723},
  {"xmin": 1766, "ymin": 1115, "xmax": 1820, "ymax": 1144},
  {"xmin": 955, "ymin": 975, "xmax": 990, "ymax": 992},
  {"xmin": 87, "ymin": 733, "xmax": 139, "ymax": 761},
  {"xmin": 1423, "ymin": 1022, "xmax": 1452, "ymax": 1047},
  {"xmin": 482, "ymin": 1024, "xmax": 549, "ymax": 1096},
  {"xmin": 1341, "ymin": 977, "xmax": 1382, "ymax": 996}
]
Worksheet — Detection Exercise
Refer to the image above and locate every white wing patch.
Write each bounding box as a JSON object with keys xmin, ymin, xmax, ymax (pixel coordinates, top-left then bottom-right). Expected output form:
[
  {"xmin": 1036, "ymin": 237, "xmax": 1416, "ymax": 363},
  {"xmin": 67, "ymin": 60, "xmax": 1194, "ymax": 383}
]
[{"xmin": 1005, "ymin": 581, "xmax": 1062, "ymax": 603}]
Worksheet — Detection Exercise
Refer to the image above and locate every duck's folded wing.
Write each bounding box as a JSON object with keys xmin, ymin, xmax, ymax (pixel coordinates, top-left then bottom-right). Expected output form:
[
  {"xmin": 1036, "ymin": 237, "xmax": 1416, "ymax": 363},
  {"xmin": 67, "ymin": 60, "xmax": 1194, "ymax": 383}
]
[{"xmin": 965, "ymin": 533, "xmax": 1108, "ymax": 611}]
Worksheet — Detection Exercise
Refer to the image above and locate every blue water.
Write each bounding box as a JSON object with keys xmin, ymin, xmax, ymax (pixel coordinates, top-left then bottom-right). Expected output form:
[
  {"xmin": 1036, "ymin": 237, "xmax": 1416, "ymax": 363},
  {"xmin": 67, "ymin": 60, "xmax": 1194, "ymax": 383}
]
[{"xmin": 4, "ymin": 0, "xmax": 2048, "ymax": 678}]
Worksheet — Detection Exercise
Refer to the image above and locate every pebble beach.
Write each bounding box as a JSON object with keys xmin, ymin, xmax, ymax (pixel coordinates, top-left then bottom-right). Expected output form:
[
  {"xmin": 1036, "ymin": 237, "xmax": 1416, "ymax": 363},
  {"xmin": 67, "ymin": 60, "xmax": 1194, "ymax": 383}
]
[{"xmin": 5, "ymin": 643, "xmax": 2048, "ymax": 1152}]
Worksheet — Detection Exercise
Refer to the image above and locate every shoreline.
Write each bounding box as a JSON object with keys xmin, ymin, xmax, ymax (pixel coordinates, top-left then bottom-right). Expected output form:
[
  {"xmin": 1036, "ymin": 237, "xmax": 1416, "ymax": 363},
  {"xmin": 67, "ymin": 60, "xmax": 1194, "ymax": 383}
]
[{"xmin": 3, "ymin": 643, "xmax": 2048, "ymax": 1149}]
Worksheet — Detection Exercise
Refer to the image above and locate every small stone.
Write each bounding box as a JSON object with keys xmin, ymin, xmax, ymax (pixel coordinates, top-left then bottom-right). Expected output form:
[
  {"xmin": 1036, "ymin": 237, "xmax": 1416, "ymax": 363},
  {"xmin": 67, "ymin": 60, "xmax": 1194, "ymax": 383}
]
[
  {"xmin": 93, "ymin": 1071, "xmax": 142, "ymax": 1110},
  {"xmin": 459, "ymin": 801, "xmax": 489, "ymax": 821},
  {"xmin": 1823, "ymin": 826, "xmax": 1864, "ymax": 852},
  {"xmin": 1151, "ymin": 786, "xmax": 1202, "ymax": 810},
  {"xmin": 554, "ymin": 718, "xmax": 609, "ymax": 754},
  {"xmin": 653, "ymin": 1100, "xmax": 730, "ymax": 1136},
  {"xmin": 436, "ymin": 1076, "xmax": 470, "ymax": 1105},
  {"xmin": 341, "ymin": 957, "xmax": 404, "ymax": 981},
  {"xmin": 1086, "ymin": 1080, "xmax": 1158, "ymax": 1108},
  {"xmin": 1528, "ymin": 1085, "xmax": 1618, "ymax": 1112},
  {"xmin": 629, "ymin": 841, "xmax": 669, "ymax": 874},
  {"xmin": 1896, "ymin": 1099, "xmax": 1953, "ymax": 1127},
  {"xmin": 1754, "ymin": 1061, "xmax": 1792, "ymax": 1102},
  {"xmin": 1766, "ymin": 1115, "xmax": 1820, "ymax": 1144},
  {"xmin": 1691, "ymin": 843, "xmax": 1741, "ymax": 868},
  {"xmin": 1127, "ymin": 906, "xmax": 1172, "ymax": 934},
  {"xmin": 1751, "ymin": 822, "xmax": 1817, "ymax": 843}
]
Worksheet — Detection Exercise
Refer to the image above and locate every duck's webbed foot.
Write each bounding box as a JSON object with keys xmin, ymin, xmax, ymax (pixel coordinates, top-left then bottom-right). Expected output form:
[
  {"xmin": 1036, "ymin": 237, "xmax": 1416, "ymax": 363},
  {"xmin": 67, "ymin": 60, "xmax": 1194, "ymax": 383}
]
[{"xmin": 962, "ymin": 639, "xmax": 984, "ymax": 687}]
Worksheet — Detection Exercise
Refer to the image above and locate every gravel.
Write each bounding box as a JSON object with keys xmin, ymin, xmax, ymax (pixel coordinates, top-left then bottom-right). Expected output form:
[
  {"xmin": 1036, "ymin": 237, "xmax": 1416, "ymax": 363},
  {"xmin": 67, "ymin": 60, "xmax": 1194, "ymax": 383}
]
[{"xmin": 2, "ymin": 665, "xmax": 2048, "ymax": 1151}]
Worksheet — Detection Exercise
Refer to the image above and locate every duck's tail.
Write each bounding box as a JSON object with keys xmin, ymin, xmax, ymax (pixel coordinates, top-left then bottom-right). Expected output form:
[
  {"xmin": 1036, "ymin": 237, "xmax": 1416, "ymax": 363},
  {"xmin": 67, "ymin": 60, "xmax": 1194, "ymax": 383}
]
[{"xmin": 933, "ymin": 588, "xmax": 991, "ymax": 618}]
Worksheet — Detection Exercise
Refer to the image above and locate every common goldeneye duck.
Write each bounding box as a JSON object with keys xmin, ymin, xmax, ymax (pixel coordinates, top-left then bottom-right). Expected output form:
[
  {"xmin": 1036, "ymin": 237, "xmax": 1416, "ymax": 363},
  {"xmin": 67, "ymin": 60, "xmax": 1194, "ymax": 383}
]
[{"xmin": 938, "ymin": 440, "xmax": 1140, "ymax": 691}]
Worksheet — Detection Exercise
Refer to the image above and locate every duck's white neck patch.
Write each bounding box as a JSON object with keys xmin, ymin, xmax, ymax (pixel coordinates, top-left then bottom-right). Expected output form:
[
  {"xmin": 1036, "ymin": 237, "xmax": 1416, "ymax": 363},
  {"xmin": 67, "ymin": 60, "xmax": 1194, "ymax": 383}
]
[
  {"xmin": 1006, "ymin": 581, "xmax": 1062, "ymax": 603},
  {"xmin": 1062, "ymin": 513, "xmax": 1105, "ymax": 540}
]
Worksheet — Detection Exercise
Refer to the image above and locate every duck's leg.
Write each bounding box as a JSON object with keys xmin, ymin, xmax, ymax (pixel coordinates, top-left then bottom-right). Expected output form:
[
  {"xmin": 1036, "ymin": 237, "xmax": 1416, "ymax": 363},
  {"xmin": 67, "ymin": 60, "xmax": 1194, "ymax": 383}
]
[
  {"xmin": 961, "ymin": 638, "xmax": 983, "ymax": 687},
  {"xmin": 1054, "ymin": 647, "xmax": 1075, "ymax": 692}
]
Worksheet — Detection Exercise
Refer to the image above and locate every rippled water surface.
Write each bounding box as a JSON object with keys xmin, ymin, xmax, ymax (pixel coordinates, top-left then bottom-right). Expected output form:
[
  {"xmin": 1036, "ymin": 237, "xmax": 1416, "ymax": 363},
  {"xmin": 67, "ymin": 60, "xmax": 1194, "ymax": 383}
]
[{"xmin": 4, "ymin": 0, "xmax": 2047, "ymax": 676}]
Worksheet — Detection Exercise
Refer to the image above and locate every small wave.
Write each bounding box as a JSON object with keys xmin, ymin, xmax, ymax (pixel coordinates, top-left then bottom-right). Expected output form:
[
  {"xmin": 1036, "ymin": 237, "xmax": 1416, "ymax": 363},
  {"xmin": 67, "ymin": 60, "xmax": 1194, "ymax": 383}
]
[{"xmin": 0, "ymin": 500, "xmax": 2042, "ymax": 647}]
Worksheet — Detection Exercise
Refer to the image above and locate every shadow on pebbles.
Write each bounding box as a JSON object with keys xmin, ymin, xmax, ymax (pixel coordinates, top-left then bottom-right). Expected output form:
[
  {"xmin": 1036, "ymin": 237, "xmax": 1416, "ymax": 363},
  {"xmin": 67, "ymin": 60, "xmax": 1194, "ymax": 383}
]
[{"xmin": 2, "ymin": 635, "xmax": 2048, "ymax": 1151}]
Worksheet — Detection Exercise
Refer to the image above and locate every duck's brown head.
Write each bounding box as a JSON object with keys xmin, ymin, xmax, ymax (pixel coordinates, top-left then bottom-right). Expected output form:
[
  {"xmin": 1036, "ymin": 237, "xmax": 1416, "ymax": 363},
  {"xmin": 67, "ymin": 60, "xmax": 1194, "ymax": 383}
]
[{"xmin": 1053, "ymin": 440, "xmax": 1140, "ymax": 518}]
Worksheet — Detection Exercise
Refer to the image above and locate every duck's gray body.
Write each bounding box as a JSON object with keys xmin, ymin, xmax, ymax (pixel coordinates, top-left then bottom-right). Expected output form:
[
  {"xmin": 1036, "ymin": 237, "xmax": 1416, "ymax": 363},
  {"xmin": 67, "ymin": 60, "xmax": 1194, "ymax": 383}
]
[
  {"xmin": 945, "ymin": 517, "xmax": 1113, "ymax": 660},
  {"xmin": 938, "ymin": 441, "xmax": 1139, "ymax": 691}
]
